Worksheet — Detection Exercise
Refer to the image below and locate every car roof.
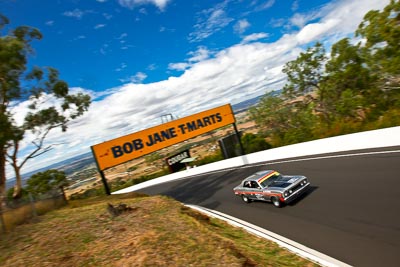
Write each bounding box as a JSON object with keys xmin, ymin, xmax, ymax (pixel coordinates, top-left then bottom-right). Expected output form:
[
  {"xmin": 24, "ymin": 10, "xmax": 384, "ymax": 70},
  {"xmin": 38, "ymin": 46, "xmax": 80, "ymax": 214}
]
[{"xmin": 244, "ymin": 170, "xmax": 278, "ymax": 182}]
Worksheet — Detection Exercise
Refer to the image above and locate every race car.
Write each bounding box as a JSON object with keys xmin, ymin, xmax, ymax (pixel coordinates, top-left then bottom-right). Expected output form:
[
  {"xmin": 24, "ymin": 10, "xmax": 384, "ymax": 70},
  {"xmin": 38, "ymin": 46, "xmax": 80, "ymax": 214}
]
[{"xmin": 233, "ymin": 170, "xmax": 310, "ymax": 207}]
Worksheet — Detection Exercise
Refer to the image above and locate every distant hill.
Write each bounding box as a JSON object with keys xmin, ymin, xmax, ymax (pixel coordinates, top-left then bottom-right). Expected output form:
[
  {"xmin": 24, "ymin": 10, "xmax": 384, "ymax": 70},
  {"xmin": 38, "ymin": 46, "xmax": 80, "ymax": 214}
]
[
  {"xmin": 231, "ymin": 90, "xmax": 281, "ymax": 113},
  {"xmin": 231, "ymin": 95, "xmax": 263, "ymax": 113}
]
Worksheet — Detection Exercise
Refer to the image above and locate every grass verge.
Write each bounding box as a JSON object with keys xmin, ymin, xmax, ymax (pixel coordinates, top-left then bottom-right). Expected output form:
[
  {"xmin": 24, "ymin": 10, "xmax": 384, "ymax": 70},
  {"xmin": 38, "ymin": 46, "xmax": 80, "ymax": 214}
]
[{"xmin": 0, "ymin": 193, "xmax": 318, "ymax": 266}]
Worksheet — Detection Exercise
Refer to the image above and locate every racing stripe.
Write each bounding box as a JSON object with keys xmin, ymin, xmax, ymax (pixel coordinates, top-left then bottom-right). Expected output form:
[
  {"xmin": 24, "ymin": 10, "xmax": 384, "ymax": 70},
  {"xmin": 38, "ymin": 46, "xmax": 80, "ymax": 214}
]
[{"xmin": 257, "ymin": 171, "xmax": 279, "ymax": 184}]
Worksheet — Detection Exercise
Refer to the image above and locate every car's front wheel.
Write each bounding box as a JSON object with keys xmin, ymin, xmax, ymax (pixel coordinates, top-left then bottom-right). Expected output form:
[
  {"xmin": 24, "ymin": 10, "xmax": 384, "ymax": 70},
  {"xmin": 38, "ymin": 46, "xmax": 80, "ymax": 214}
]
[
  {"xmin": 241, "ymin": 194, "xmax": 251, "ymax": 203},
  {"xmin": 271, "ymin": 197, "xmax": 281, "ymax": 208}
]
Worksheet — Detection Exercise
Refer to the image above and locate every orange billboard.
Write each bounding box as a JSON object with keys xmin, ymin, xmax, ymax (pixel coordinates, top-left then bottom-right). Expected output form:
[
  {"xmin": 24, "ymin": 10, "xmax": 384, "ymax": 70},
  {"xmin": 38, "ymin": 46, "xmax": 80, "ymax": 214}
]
[{"xmin": 91, "ymin": 104, "xmax": 235, "ymax": 171}]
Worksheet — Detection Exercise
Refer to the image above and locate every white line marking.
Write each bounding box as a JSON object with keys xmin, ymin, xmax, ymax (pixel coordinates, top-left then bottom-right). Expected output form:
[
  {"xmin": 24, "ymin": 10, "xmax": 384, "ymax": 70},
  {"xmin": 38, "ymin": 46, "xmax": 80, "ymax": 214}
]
[{"xmin": 243, "ymin": 149, "xmax": 400, "ymax": 168}]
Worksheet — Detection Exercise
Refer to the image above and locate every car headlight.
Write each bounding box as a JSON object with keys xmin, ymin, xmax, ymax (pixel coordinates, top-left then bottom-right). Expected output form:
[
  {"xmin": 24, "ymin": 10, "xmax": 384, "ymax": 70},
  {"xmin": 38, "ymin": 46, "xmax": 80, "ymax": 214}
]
[
  {"xmin": 289, "ymin": 190, "xmax": 293, "ymax": 194},
  {"xmin": 284, "ymin": 192, "xmax": 288, "ymax": 197}
]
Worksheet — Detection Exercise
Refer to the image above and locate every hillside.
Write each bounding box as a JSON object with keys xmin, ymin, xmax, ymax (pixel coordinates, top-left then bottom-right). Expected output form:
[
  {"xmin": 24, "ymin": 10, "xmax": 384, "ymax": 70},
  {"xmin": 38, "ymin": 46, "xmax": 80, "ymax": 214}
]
[{"xmin": 0, "ymin": 193, "xmax": 317, "ymax": 267}]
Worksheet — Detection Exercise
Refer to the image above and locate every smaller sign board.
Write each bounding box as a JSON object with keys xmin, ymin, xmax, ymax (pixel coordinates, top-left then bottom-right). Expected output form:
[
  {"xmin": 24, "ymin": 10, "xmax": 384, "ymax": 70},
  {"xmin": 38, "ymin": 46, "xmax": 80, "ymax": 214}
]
[{"xmin": 166, "ymin": 149, "xmax": 191, "ymax": 173}]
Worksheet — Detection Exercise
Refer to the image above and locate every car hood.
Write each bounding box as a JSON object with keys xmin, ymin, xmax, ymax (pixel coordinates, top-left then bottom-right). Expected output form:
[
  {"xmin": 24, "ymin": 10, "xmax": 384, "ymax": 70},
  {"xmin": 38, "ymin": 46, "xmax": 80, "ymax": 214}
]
[{"xmin": 268, "ymin": 175, "xmax": 304, "ymax": 190}]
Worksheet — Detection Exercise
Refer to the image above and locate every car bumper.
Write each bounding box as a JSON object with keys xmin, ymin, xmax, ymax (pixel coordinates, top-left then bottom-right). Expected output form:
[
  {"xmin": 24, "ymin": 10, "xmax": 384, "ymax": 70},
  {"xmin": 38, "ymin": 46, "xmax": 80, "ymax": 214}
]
[{"xmin": 281, "ymin": 183, "xmax": 310, "ymax": 203}]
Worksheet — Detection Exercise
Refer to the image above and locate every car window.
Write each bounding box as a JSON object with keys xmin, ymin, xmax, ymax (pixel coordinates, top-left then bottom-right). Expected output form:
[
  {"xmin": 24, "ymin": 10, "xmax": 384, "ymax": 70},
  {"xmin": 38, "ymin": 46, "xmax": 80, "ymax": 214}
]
[
  {"xmin": 250, "ymin": 181, "xmax": 260, "ymax": 189},
  {"xmin": 260, "ymin": 174, "xmax": 281, "ymax": 188}
]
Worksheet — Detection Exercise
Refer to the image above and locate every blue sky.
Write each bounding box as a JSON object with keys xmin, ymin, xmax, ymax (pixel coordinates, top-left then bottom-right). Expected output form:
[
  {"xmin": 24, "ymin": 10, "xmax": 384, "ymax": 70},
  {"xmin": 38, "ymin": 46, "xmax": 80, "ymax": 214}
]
[
  {"xmin": 0, "ymin": 0, "xmax": 390, "ymax": 176},
  {"xmin": 3, "ymin": 0, "xmax": 332, "ymax": 91}
]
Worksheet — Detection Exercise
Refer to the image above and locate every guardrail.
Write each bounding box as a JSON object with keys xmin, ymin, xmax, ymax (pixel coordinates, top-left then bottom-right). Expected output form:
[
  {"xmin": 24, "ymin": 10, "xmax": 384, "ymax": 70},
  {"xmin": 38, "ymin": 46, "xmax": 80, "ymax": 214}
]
[{"xmin": 113, "ymin": 126, "xmax": 400, "ymax": 194}]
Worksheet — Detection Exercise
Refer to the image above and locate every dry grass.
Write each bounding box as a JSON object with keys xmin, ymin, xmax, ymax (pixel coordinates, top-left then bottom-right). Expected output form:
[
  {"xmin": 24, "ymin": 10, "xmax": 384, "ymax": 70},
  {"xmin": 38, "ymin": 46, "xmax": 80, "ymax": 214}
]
[
  {"xmin": 0, "ymin": 193, "xmax": 318, "ymax": 266},
  {"xmin": 1, "ymin": 197, "xmax": 67, "ymax": 232}
]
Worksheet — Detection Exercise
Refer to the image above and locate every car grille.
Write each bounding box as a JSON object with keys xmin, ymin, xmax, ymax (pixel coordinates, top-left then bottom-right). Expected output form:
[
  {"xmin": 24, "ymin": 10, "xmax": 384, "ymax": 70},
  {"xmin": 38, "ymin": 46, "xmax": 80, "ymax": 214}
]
[{"xmin": 290, "ymin": 182, "xmax": 302, "ymax": 192}]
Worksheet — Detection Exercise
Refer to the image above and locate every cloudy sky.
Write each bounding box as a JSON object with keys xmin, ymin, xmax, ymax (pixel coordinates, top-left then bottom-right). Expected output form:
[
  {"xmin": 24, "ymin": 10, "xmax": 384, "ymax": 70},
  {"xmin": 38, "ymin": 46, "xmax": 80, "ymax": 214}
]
[{"xmin": 1, "ymin": 0, "xmax": 389, "ymax": 177}]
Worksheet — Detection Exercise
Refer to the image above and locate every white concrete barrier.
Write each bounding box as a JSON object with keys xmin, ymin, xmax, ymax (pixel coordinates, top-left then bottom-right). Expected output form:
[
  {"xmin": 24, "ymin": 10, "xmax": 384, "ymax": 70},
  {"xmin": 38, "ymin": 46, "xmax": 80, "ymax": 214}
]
[{"xmin": 113, "ymin": 126, "xmax": 400, "ymax": 194}]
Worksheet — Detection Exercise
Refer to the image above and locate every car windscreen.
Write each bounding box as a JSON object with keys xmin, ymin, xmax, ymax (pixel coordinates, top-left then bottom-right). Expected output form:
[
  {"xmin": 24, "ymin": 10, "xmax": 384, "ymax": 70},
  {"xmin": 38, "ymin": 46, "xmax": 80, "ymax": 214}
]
[{"xmin": 259, "ymin": 174, "xmax": 281, "ymax": 188}]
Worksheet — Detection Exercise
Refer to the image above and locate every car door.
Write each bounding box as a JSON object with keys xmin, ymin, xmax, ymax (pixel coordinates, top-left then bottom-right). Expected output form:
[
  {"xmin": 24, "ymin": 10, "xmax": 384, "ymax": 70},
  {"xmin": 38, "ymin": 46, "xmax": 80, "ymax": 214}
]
[
  {"xmin": 249, "ymin": 181, "xmax": 264, "ymax": 201},
  {"xmin": 240, "ymin": 181, "xmax": 253, "ymax": 198}
]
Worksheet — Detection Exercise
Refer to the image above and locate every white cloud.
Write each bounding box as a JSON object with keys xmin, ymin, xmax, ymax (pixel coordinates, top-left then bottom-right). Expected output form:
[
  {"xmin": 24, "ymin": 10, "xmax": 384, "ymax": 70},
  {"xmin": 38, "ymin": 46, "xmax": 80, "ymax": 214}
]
[
  {"xmin": 292, "ymin": 0, "xmax": 299, "ymax": 11},
  {"xmin": 63, "ymin": 9, "xmax": 85, "ymax": 19},
  {"xmin": 241, "ymin": 33, "xmax": 269, "ymax": 44},
  {"xmin": 296, "ymin": 18, "xmax": 340, "ymax": 44},
  {"xmin": 94, "ymin": 24, "xmax": 106, "ymax": 29},
  {"xmin": 103, "ymin": 13, "xmax": 113, "ymax": 20},
  {"xmin": 10, "ymin": 0, "xmax": 391, "ymax": 177},
  {"xmin": 119, "ymin": 72, "xmax": 148, "ymax": 83},
  {"xmin": 294, "ymin": 0, "xmax": 387, "ymax": 45},
  {"xmin": 115, "ymin": 62, "xmax": 128, "ymax": 72},
  {"xmin": 188, "ymin": 1, "xmax": 234, "ymax": 42},
  {"xmin": 117, "ymin": 33, "xmax": 128, "ymax": 39},
  {"xmin": 117, "ymin": 0, "xmax": 171, "ymax": 11},
  {"xmin": 131, "ymin": 72, "xmax": 147, "ymax": 83},
  {"xmin": 188, "ymin": 46, "xmax": 211, "ymax": 62},
  {"xmin": 290, "ymin": 13, "xmax": 313, "ymax": 29},
  {"xmin": 168, "ymin": 47, "xmax": 212, "ymax": 71},
  {"xmin": 168, "ymin": 62, "xmax": 190, "ymax": 71},
  {"xmin": 147, "ymin": 64, "xmax": 157, "ymax": 71},
  {"xmin": 234, "ymin": 19, "xmax": 251, "ymax": 35},
  {"xmin": 253, "ymin": 0, "xmax": 275, "ymax": 12}
]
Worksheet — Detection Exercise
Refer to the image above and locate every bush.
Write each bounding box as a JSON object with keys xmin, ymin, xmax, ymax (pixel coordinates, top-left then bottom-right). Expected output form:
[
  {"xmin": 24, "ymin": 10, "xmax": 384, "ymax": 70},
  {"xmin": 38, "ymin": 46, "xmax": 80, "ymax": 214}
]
[
  {"xmin": 195, "ymin": 152, "xmax": 223, "ymax": 165},
  {"xmin": 241, "ymin": 133, "xmax": 272, "ymax": 154}
]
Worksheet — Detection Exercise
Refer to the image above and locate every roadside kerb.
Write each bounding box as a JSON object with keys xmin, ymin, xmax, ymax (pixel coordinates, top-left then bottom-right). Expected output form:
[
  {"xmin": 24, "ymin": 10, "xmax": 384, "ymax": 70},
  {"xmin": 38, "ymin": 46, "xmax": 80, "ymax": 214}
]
[{"xmin": 186, "ymin": 204, "xmax": 352, "ymax": 267}]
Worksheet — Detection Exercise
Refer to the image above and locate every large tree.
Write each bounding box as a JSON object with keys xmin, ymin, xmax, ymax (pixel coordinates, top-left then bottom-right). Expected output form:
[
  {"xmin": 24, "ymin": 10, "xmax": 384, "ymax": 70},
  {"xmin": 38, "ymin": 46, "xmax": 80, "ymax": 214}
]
[
  {"xmin": 281, "ymin": 42, "xmax": 330, "ymax": 121},
  {"xmin": 356, "ymin": 0, "xmax": 400, "ymax": 76},
  {"xmin": 322, "ymin": 38, "xmax": 374, "ymax": 120},
  {"xmin": 356, "ymin": 0, "xmax": 400, "ymax": 111},
  {"xmin": 0, "ymin": 15, "xmax": 91, "ymax": 202},
  {"xmin": 282, "ymin": 42, "xmax": 327, "ymax": 99}
]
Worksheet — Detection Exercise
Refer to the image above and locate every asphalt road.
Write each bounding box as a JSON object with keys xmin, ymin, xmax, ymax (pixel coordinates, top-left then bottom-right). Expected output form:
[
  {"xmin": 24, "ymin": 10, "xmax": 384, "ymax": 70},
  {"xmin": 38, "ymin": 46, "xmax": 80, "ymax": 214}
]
[{"xmin": 135, "ymin": 147, "xmax": 400, "ymax": 267}]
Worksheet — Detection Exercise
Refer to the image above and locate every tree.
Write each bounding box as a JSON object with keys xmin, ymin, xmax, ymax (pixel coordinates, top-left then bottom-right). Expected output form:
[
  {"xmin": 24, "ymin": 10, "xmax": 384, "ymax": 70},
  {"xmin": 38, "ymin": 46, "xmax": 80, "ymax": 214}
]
[
  {"xmin": 241, "ymin": 133, "xmax": 272, "ymax": 154},
  {"xmin": 356, "ymin": 0, "xmax": 400, "ymax": 76},
  {"xmin": 249, "ymin": 93, "xmax": 289, "ymax": 140},
  {"xmin": 0, "ymin": 15, "xmax": 91, "ymax": 202},
  {"xmin": 356, "ymin": 0, "xmax": 400, "ymax": 112},
  {"xmin": 281, "ymin": 42, "xmax": 331, "ymax": 122},
  {"xmin": 249, "ymin": 92, "xmax": 318, "ymax": 145},
  {"xmin": 322, "ymin": 38, "xmax": 373, "ymax": 120},
  {"xmin": 282, "ymin": 42, "xmax": 327, "ymax": 98},
  {"xmin": 280, "ymin": 102, "xmax": 318, "ymax": 145},
  {"xmin": 26, "ymin": 169, "xmax": 69, "ymax": 200}
]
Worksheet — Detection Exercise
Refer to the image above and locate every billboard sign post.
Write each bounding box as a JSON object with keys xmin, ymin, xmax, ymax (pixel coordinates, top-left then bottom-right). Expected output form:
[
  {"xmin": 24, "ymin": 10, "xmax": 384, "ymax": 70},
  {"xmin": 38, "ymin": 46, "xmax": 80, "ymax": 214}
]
[{"xmin": 91, "ymin": 104, "xmax": 236, "ymax": 194}]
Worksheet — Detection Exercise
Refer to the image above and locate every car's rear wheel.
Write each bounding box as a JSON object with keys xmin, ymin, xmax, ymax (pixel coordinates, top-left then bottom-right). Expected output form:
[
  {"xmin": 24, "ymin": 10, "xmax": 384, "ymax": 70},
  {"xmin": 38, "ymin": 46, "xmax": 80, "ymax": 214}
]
[
  {"xmin": 271, "ymin": 197, "xmax": 281, "ymax": 208},
  {"xmin": 241, "ymin": 194, "xmax": 251, "ymax": 203}
]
